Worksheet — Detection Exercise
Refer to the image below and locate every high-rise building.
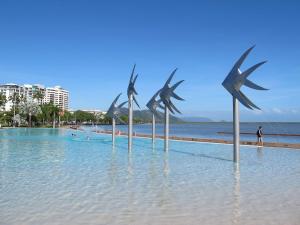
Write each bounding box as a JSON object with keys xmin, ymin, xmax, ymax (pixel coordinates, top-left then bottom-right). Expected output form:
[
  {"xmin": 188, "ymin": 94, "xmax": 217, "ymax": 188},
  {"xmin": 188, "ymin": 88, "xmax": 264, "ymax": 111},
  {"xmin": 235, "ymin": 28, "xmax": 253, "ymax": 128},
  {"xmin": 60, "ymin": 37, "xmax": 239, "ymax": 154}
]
[
  {"xmin": 43, "ymin": 86, "xmax": 69, "ymax": 110},
  {"xmin": 0, "ymin": 83, "xmax": 69, "ymax": 111}
]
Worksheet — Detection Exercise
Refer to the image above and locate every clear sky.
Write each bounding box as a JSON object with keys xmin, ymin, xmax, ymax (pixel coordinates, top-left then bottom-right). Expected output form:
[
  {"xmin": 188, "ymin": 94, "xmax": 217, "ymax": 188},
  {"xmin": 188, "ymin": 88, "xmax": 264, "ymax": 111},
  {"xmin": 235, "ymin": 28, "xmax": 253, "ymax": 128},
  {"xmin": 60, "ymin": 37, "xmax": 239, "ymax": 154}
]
[{"xmin": 0, "ymin": 0, "xmax": 299, "ymax": 121}]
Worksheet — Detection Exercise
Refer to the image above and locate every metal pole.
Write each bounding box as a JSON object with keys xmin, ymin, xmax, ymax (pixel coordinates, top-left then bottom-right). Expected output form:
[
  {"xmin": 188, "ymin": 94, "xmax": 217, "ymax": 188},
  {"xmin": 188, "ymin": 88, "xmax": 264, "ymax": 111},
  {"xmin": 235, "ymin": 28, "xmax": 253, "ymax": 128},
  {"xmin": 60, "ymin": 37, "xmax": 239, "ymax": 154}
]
[
  {"xmin": 128, "ymin": 94, "xmax": 133, "ymax": 152},
  {"xmin": 112, "ymin": 117, "xmax": 115, "ymax": 144},
  {"xmin": 164, "ymin": 107, "xmax": 169, "ymax": 151},
  {"xmin": 233, "ymin": 97, "xmax": 240, "ymax": 163},
  {"xmin": 152, "ymin": 113, "xmax": 155, "ymax": 143}
]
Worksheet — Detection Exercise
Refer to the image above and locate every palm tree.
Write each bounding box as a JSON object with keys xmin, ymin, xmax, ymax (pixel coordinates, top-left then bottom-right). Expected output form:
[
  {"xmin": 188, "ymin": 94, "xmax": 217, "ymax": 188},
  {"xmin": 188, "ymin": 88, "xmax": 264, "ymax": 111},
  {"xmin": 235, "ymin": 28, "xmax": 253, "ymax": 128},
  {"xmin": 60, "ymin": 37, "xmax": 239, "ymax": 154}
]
[
  {"xmin": 0, "ymin": 93, "xmax": 7, "ymax": 110},
  {"xmin": 19, "ymin": 101, "xmax": 41, "ymax": 127},
  {"xmin": 8, "ymin": 92, "xmax": 21, "ymax": 127},
  {"xmin": 49, "ymin": 103, "xmax": 60, "ymax": 128},
  {"xmin": 33, "ymin": 90, "xmax": 44, "ymax": 105},
  {"xmin": 40, "ymin": 103, "xmax": 51, "ymax": 126}
]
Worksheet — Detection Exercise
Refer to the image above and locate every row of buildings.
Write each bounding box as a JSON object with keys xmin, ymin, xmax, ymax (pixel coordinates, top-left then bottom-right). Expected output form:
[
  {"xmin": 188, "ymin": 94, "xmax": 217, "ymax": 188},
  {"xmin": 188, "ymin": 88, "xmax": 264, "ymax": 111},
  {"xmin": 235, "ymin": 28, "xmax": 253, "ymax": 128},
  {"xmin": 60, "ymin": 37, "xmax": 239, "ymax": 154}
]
[{"xmin": 0, "ymin": 83, "xmax": 69, "ymax": 111}]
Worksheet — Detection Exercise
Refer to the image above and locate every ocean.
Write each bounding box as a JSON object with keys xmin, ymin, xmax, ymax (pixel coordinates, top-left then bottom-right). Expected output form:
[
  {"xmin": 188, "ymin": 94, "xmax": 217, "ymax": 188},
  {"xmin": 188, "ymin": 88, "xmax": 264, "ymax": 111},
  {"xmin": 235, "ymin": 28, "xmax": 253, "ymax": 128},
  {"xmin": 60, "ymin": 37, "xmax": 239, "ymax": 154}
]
[{"xmin": 85, "ymin": 122, "xmax": 300, "ymax": 144}]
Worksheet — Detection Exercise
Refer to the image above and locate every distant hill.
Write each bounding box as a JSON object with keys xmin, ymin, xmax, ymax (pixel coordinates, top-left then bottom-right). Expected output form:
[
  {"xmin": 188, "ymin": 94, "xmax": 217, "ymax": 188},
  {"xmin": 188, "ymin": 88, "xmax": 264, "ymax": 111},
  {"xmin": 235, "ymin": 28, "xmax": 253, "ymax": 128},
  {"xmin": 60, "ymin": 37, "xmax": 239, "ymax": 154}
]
[
  {"xmin": 119, "ymin": 108, "xmax": 183, "ymax": 123},
  {"xmin": 180, "ymin": 117, "xmax": 213, "ymax": 122}
]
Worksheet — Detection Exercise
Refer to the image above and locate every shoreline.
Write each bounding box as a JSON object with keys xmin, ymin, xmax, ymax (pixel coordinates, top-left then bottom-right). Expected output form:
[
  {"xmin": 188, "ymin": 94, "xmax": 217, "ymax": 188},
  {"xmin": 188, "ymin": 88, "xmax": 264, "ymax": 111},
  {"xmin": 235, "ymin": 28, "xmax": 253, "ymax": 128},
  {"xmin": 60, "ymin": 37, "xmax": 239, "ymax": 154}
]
[{"xmin": 68, "ymin": 126, "xmax": 300, "ymax": 150}]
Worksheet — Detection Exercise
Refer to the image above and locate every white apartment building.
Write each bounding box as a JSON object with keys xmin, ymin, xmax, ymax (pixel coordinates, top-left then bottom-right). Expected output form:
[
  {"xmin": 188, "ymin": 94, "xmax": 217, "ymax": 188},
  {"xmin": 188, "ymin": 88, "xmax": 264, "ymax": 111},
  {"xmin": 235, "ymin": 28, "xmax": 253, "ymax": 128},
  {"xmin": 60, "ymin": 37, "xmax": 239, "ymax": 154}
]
[
  {"xmin": 44, "ymin": 86, "xmax": 69, "ymax": 110},
  {"xmin": 0, "ymin": 83, "xmax": 69, "ymax": 111}
]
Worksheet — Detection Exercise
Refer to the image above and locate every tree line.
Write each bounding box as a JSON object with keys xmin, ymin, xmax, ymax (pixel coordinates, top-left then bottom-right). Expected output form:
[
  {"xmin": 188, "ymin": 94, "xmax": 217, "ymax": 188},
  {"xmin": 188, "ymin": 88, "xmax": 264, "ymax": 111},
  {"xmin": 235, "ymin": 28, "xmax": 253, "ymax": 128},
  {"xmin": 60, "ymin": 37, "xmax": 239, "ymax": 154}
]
[{"xmin": 0, "ymin": 91, "xmax": 113, "ymax": 127}]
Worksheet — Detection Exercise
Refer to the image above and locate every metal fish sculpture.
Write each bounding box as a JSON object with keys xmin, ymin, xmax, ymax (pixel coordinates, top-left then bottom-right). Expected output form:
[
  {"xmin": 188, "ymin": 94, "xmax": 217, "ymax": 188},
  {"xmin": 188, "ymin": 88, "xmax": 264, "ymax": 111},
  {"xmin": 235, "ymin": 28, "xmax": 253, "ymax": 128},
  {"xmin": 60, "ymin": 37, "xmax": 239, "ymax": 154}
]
[
  {"xmin": 222, "ymin": 46, "xmax": 268, "ymax": 163},
  {"xmin": 222, "ymin": 45, "xmax": 268, "ymax": 110},
  {"xmin": 159, "ymin": 68, "xmax": 184, "ymax": 151}
]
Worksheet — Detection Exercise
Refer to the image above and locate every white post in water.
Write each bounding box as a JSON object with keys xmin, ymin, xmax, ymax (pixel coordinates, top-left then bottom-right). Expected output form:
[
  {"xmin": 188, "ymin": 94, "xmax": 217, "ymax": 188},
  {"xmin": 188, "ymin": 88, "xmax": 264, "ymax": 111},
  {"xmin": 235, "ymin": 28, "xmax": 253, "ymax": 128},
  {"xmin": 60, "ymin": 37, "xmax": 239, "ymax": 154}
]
[
  {"xmin": 152, "ymin": 114, "xmax": 155, "ymax": 143},
  {"xmin": 112, "ymin": 117, "xmax": 116, "ymax": 144},
  {"xmin": 128, "ymin": 94, "xmax": 133, "ymax": 152},
  {"xmin": 233, "ymin": 97, "xmax": 240, "ymax": 163},
  {"xmin": 164, "ymin": 107, "xmax": 169, "ymax": 151}
]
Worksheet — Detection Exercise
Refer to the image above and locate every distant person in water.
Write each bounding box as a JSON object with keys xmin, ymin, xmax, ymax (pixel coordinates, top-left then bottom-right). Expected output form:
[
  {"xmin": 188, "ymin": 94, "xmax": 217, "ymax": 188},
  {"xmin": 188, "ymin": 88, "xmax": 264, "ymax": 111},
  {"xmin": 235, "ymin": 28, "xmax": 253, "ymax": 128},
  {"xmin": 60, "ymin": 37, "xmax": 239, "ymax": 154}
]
[{"xmin": 256, "ymin": 126, "xmax": 263, "ymax": 146}]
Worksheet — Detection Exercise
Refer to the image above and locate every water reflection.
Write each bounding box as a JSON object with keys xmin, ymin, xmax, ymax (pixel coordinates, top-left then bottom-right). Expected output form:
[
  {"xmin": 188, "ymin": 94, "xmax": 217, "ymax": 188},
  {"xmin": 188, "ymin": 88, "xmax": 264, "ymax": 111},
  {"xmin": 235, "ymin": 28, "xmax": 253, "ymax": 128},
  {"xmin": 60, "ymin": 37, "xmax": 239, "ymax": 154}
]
[
  {"xmin": 256, "ymin": 147, "xmax": 264, "ymax": 159},
  {"xmin": 127, "ymin": 153, "xmax": 133, "ymax": 177},
  {"xmin": 108, "ymin": 148, "xmax": 117, "ymax": 186},
  {"xmin": 232, "ymin": 164, "xmax": 241, "ymax": 225},
  {"xmin": 163, "ymin": 153, "xmax": 170, "ymax": 177}
]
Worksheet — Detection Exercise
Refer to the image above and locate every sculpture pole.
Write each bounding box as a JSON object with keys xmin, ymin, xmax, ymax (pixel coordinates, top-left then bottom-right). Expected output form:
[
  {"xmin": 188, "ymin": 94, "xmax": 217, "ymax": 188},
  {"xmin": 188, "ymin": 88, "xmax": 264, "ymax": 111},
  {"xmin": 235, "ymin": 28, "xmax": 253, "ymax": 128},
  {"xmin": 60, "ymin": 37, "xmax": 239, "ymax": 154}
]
[
  {"xmin": 159, "ymin": 69, "xmax": 184, "ymax": 152},
  {"xmin": 146, "ymin": 89, "xmax": 163, "ymax": 144},
  {"xmin": 164, "ymin": 107, "xmax": 169, "ymax": 151},
  {"xmin": 112, "ymin": 117, "xmax": 116, "ymax": 144},
  {"xmin": 107, "ymin": 93, "xmax": 127, "ymax": 146},
  {"xmin": 127, "ymin": 64, "xmax": 139, "ymax": 152},
  {"xmin": 128, "ymin": 94, "xmax": 133, "ymax": 151},
  {"xmin": 233, "ymin": 97, "xmax": 240, "ymax": 162},
  {"xmin": 152, "ymin": 114, "xmax": 155, "ymax": 143}
]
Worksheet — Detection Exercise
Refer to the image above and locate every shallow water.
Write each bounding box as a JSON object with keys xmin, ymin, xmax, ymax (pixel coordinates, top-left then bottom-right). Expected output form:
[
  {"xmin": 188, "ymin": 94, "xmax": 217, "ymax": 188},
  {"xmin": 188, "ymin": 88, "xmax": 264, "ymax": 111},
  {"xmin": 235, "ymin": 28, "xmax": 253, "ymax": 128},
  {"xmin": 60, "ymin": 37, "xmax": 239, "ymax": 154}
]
[{"xmin": 1, "ymin": 128, "xmax": 300, "ymax": 225}]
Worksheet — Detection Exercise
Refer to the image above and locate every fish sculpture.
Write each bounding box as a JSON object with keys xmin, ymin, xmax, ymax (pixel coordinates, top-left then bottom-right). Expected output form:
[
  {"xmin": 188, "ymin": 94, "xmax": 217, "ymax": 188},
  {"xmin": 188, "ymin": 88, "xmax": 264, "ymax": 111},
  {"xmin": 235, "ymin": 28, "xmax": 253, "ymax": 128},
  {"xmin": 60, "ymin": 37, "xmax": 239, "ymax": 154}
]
[
  {"xmin": 159, "ymin": 68, "xmax": 184, "ymax": 114},
  {"xmin": 222, "ymin": 46, "xmax": 268, "ymax": 110},
  {"xmin": 127, "ymin": 64, "xmax": 140, "ymax": 108},
  {"xmin": 107, "ymin": 93, "xmax": 127, "ymax": 123},
  {"xmin": 146, "ymin": 89, "xmax": 164, "ymax": 118}
]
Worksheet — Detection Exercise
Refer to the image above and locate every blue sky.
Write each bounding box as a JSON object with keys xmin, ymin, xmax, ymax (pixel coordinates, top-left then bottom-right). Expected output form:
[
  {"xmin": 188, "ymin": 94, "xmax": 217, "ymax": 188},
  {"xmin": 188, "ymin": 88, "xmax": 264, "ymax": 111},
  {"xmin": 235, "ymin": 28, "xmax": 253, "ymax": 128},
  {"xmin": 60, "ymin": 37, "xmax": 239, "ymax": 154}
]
[{"xmin": 0, "ymin": 0, "xmax": 299, "ymax": 121}]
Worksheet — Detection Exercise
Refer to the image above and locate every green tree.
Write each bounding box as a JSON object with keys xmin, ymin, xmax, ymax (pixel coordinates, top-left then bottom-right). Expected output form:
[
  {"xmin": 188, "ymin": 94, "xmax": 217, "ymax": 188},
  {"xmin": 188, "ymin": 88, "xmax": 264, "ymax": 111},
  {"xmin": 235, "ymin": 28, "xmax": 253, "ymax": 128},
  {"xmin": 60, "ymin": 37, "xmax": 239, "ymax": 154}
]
[
  {"xmin": 8, "ymin": 92, "xmax": 21, "ymax": 126},
  {"xmin": 60, "ymin": 110, "xmax": 73, "ymax": 124},
  {"xmin": 0, "ymin": 93, "xmax": 7, "ymax": 111},
  {"xmin": 39, "ymin": 103, "xmax": 52, "ymax": 126},
  {"xmin": 73, "ymin": 110, "xmax": 96, "ymax": 124},
  {"xmin": 19, "ymin": 101, "xmax": 41, "ymax": 127},
  {"xmin": 49, "ymin": 103, "xmax": 60, "ymax": 128},
  {"xmin": 33, "ymin": 90, "xmax": 44, "ymax": 105}
]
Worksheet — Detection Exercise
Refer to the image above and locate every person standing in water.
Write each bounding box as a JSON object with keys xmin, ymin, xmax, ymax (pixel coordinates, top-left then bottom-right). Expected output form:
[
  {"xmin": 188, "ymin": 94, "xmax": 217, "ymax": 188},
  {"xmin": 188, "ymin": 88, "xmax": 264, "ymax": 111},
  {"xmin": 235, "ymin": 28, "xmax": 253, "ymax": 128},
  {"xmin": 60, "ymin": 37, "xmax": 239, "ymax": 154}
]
[{"xmin": 256, "ymin": 126, "xmax": 263, "ymax": 146}]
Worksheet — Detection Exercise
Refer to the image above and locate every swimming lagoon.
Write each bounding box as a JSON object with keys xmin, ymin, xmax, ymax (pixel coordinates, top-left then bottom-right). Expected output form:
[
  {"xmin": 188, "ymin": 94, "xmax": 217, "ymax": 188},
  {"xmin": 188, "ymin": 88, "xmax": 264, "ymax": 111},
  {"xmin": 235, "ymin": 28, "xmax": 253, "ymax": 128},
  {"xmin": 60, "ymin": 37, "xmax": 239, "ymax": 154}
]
[{"xmin": 1, "ymin": 128, "xmax": 300, "ymax": 225}]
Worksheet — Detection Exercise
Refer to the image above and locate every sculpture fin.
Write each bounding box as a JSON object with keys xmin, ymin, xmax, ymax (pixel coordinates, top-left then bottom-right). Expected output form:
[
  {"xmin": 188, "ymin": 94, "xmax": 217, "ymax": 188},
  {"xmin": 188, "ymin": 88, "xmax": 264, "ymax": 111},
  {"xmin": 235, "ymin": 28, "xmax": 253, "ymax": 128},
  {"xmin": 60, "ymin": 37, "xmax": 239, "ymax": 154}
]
[
  {"xmin": 169, "ymin": 100, "xmax": 182, "ymax": 114},
  {"xmin": 158, "ymin": 103, "xmax": 165, "ymax": 110},
  {"xmin": 113, "ymin": 93, "xmax": 122, "ymax": 104},
  {"xmin": 133, "ymin": 74, "xmax": 138, "ymax": 84},
  {"xmin": 244, "ymin": 79, "xmax": 268, "ymax": 90},
  {"xmin": 166, "ymin": 102, "xmax": 175, "ymax": 114},
  {"xmin": 238, "ymin": 91, "xmax": 261, "ymax": 110},
  {"xmin": 171, "ymin": 80, "xmax": 184, "ymax": 91},
  {"xmin": 164, "ymin": 68, "xmax": 177, "ymax": 86},
  {"xmin": 133, "ymin": 95, "xmax": 140, "ymax": 108},
  {"xmin": 232, "ymin": 46, "xmax": 255, "ymax": 72},
  {"xmin": 171, "ymin": 92, "xmax": 184, "ymax": 100},
  {"xmin": 232, "ymin": 90, "xmax": 253, "ymax": 110},
  {"xmin": 133, "ymin": 87, "xmax": 138, "ymax": 95},
  {"xmin": 130, "ymin": 64, "xmax": 136, "ymax": 82},
  {"xmin": 241, "ymin": 61, "xmax": 267, "ymax": 78},
  {"xmin": 118, "ymin": 101, "xmax": 127, "ymax": 108}
]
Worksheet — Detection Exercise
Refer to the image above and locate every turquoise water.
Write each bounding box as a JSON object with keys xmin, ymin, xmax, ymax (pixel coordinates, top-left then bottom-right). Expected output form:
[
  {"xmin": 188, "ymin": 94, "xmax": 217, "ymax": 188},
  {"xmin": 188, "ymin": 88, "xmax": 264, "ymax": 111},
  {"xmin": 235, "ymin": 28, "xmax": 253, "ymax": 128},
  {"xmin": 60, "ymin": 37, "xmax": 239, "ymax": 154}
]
[{"xmin": 1, "ymin": 128, "xmax": 300, "ymax": 225}]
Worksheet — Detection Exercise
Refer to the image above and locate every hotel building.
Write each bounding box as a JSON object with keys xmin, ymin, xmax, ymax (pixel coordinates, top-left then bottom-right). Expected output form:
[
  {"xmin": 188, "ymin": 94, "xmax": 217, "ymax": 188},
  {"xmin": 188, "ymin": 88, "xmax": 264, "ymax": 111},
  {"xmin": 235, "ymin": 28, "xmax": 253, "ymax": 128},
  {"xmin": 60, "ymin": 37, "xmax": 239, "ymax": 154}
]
[{"xmin": 0, "ymin": 83, "xmax": 69, "ymax": 111}]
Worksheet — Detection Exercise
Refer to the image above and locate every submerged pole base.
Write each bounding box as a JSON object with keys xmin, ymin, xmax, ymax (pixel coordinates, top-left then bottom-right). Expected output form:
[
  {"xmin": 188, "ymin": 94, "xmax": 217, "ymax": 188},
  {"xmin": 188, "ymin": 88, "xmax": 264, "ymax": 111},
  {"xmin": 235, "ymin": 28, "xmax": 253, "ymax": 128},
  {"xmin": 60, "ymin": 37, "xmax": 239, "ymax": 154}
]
[{"xmin": 233, "ymin": 97, "xmax": 240, "ymax": 163}]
